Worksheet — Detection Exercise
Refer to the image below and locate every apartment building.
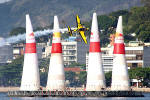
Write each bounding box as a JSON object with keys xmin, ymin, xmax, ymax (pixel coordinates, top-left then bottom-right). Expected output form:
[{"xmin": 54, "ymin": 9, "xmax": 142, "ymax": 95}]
[
  {"xmin": 13, "ymin": 42, "xmax": 46, "ymax": 60},
  {"xmin": 86, "ymin": 41, "xmax": 150, "ymax": 72},
  {"xmin": 0, "ymin": 44, "xmax": 13, "ymax": 64},
  {"xmin": 44, "ymin": 37, "xmax": 89, "ymax": 66},
  {"xmin": 62, "ymin": 37, "xmax": 89, "ymax": 66}
]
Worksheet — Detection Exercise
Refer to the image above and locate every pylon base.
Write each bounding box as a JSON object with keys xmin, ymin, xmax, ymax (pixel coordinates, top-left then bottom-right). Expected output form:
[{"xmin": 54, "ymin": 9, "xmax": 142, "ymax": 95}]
[{"xmin": 8, "ymin": 90, "xmax": 144, "ymax": 97}]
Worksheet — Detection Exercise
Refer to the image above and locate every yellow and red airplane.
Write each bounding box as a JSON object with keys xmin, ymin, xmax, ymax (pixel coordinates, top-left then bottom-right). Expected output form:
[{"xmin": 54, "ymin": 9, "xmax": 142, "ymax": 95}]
[{"xmin": 67, "ymin": 15, "xmax": 89, "ymax": 44}]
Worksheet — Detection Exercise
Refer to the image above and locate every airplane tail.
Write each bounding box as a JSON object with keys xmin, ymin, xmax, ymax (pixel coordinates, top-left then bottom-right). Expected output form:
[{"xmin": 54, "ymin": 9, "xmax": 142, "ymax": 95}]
[{"xmin": 67, "ymin": 26, "xmax": 73, "ymax": 36}]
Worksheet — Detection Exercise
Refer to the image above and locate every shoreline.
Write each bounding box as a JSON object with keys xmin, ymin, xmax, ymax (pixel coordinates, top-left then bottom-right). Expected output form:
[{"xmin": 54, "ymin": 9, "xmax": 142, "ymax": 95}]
[
  {"xmin": 0, "ymin": 87, "xmax": 19, "ymax": 92},
  {"xmin": 131, "ymin": 87, "xmax": 150, "ymax": 93},
  {"xmin": 0, "ymin": 87, "xmax": 150, "ymax": 93}
]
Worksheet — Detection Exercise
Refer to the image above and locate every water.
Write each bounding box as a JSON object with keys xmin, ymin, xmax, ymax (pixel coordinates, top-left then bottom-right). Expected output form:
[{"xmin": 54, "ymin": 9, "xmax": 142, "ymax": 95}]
[{"xmin": 1, "ymin": 93, "xmax": 150, "ymax": 100}]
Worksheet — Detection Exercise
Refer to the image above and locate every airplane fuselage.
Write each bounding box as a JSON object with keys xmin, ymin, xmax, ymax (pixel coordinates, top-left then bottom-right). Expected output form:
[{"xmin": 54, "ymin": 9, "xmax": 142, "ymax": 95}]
[{"xmin": 78, "ymin": 28, "xmax": 87, "ymax": 31}]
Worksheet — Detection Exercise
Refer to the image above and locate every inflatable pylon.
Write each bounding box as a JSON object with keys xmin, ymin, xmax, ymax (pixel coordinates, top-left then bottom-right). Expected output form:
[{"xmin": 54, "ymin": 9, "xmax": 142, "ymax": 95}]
[
  {"xmin": 20, "ymin": 14, "xmax": 40, "ymax": 91},
  {"xmin": 46, "ymin": 16, "xmax": 65, "ymax": 91},
  {"xmin": 86, "ymin": 13, "xmax": 106, "ymax": 91},
  {"xmin": 111, "ymin": 16, "xmax": 130, "ymax": 91}
]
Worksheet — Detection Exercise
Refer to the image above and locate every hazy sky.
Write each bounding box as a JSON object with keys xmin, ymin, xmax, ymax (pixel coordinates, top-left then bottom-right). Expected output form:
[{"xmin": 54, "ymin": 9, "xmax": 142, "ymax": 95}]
[{"xmin": 0, "ymin": 0, "xmax": 11, "ymax": 3}]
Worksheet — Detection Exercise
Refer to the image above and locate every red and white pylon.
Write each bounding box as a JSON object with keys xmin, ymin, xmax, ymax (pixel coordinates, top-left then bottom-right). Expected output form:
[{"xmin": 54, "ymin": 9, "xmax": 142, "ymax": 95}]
[
  {"xmin": 86, "ymin": 13, "xmax": 106, "ymax": 91},
  {"xmin": 46, "ymin": 16, "xmax": 65, "ymax": 91},
  {"xmin": 111, "ymin": 16, "xmax": 130, "ymax": 91},
  {"xmin": 20, "ymin": 14, "xmax": 40, "ymax": 91}
]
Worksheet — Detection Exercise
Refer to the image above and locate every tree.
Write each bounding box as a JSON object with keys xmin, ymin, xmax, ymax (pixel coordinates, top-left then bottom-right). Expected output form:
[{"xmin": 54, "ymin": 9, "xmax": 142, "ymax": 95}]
[
  {"xmin": 78, "ymin": 71, "xmax": 87, "ymax": 86},
  {"xmin": 137, "ymin": 22, "xmax": 150, "ymax": 42},
  {"xmin": 9, "ymin": 27, "xmax": 25, "ymax": 36},
  {"xmin": 69, "ymin": 62, "xmax": 84, "ymax": 67},
  {"xmin": 118, "ymin": 6, "xmax": 150, "ymax": 42},
  {"xmin": 0, "ymin": 56, "xmax": 24, "ymax": 86},
  {"xmin": 141, "ymin": 0, "xmax": 150, "ymax": 8},
  {"xmin": 97, "ymin": 15, "xmax": 116, "ymax": 46},
  {"xmin": 39, "ymin": 58, "xmax": 49, "ymax": 86},
  {"xmin": 65, "ymin": 71, "xmax": 76, "ymax": 86},
  {"xmin": 105, "ymin": 67, "xmax": 150, "ymax": 87},
  {"xmin": 0, "ymin": 57, "xmax": 50, "ymax": 87},
  {"xmin": 128, "ymin": 67, "xmax": 150, "ymax": 87},
  {"xmin": 105, "ymin": 71, "xmax": 112, "ymax": 86}
]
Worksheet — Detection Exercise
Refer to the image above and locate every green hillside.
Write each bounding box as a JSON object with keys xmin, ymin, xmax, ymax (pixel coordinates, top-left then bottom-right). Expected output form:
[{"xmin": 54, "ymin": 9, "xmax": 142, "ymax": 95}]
[{"xmin": 0, "ymin": 0, "xmax": 141, "ymax": 37}]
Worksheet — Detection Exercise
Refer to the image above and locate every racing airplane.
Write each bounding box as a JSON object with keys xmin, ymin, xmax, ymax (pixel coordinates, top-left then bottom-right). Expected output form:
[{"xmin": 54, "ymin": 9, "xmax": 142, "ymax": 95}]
[{"xmin": 67, "ymin": 15, "xmax": 89, "ymax": 44}]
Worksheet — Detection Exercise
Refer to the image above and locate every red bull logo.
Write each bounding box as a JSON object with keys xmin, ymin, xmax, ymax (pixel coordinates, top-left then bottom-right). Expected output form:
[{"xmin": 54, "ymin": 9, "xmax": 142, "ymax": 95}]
[
  {"xmin": 90, "ymin": 32, "xmax": 94, "ymax": 40},
  {"xmin": 115, "ymin": 33, "xmax": 123, "ymax": 37},
  {"xmin": 27, "ymin": 32, "xmax": 35, "ymax": 41},
  {"xmin": 29, "ymin": 32, "xmax": 34, "ymax": 37}
]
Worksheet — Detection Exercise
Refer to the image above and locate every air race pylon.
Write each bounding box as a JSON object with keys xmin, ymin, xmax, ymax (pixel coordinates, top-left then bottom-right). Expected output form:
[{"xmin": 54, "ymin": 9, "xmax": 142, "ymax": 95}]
[
  {"xmin": 111, "ymin": 16, "xmax": 130, "ymax": 91},
  {"xmin": 20, "ymin": 14, "xmax": 40, "ymax": 91},
  {"xmin": 86, "ymin": 13, "xmax": 106, "ymax": 91},
  {"xmin": 46, "ymin": 16, "xmax": 65, "ymax": 91}
]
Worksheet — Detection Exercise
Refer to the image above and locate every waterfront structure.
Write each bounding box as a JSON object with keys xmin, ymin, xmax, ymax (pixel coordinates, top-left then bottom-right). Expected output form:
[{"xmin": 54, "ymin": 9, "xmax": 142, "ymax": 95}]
[
  {"xmin": 13, "ymin": 43, "xmax": 24, "ymax": 59},
  {"xmin": 46, "ymin": 16, "xmax": 65, "ymax": 91},
  {"xmin": 62, "ymin": 39, "xmax": 89, "ymax": 66},
  {"xmin": 36, "ymin": 43, "xmax": 47, "ymax": 59},
  {"xmin": 8, "ymin": 90, "xmax": 144, "ymax": 97},
  {"xmin": 86, "ymin": 41, "xmax": 150, "ymax": 73},
  {"xmin": 20, "ymin": 14, "xmax": 40, "ymax": 91},
  {"xmin": 44, "ymin": 37, "xmax": 89, "ymax": 66},
  {"xmin": 86, "ymin": 13, "xmax": 106, "ymax": 91},
  {"xmin": 61, "ymin": 41, "xmax": 77, "ymax": 66},
  {"xmin": 0, "ymin": 38, "xmax": 13, "ymax": 64},
  {"xmin": 43, "ymin": 39, "xmax": 51, "ymax": 58},
  {"xmin": 111, "ymin": 16, "xmax": 130, "ymax": 91},
  {"xmin": 12, "ymin": 43, "xmax": 46, "ymax": 59}
]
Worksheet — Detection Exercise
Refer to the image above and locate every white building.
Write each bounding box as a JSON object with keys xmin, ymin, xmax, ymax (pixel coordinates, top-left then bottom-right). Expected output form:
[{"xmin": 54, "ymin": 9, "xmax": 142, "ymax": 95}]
[
  {"xmin": 0, "ymin": 37, "xmax": 13, "ymax": 64},
  {"xmin": 86, "ymin": 41, "xmax": 150, "ymax": 73},
  {"xmin": 44, "ymin": 37, "xmax": 89, "ymax": 66},
  {"xmin": 62, "ymin": 41, "xmax": 77, "ymax": 65}
]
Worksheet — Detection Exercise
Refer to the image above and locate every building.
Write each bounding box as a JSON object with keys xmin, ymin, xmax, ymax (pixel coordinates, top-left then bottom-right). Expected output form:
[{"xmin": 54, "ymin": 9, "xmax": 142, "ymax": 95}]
[
  {"xmin": 13, "ymin": 43, "xmax": 24, "ymax": 59},
  {"xmin": 44, "ymin": 37, "xmax": 89, "ymax": 66},
  {"xmin": 36, "ymin": 43, "xmax": 47, "ymax": 59},
  {"xmin": 0, "ymin": 44, "xmax": 13, "ymax": 65},
  {"xmin": 62, "ymin": 37, "xmax": 89, "ymax": 66},
  {"xmin": 64, "ymin": 67, "xmax": 85, "ymax": 72},
  {"xmin": 12, "ymin": 43, "xmax": 46, "ymax": 60},
  {"xmin": 86, "ymin": 41, "xmax": 150, "ymax": 72},
  {"xmin": 62, "ymin": 41, "xmax": 77, "ymax": 65},
  {"xmin": 0, "ymin": 37, "xmax": 13, "ymax": 65},
  {"xmin": 43, "ymin": 39, "xmax": 51, "ymax": 58}
]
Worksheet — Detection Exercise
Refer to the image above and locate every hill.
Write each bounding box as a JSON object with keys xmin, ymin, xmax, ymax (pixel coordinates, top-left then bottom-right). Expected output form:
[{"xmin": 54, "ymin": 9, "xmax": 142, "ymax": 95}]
[{"xmin": 0, "ymin": 0, "xmax": 141, "ymax": 37}]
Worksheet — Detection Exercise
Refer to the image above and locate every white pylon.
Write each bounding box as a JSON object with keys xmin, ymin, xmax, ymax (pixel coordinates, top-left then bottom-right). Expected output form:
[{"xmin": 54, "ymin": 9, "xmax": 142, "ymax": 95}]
[
  {"xmin": 86, "ymin": 13, "xmax": 106, "ymax": 91},
  {"xmin": 20, "ymin": 14, "xmax": 40, "ymax": 91},
  {"xmin": 111, "ymin": 16, "xmax": 130, "ymax": 91},
  {"xmin": 46, "ymin": 16, "xmax": 65, "ymax": 91}
]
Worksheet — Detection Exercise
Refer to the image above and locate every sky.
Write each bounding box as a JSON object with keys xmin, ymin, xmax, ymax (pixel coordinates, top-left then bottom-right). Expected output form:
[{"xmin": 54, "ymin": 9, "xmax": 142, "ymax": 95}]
[{"xmin": 0, "ymin": 0, "xmax": 11, "ymax": 3}]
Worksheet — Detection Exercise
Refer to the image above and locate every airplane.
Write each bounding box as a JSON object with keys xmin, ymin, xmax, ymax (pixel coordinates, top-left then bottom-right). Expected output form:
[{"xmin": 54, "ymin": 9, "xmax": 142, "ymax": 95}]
[
  {"xmin": 67, "ymin": 15, "xmax": 89, "ymax": 44},
  {"xmin": 3, "ymin": 15, "xmax": 89, "ymax": 47}
]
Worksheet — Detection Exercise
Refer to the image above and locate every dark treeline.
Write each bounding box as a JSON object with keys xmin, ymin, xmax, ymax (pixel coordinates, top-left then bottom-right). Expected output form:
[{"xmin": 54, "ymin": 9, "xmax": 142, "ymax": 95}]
[{"xmin": 1, "ymin": 55, "xmax": 150, "ymax": 87}]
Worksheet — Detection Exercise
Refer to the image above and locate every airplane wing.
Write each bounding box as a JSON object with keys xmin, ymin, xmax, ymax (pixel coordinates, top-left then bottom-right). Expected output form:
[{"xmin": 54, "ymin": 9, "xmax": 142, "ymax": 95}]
[
  {"xmin": 76, "ymin": 15, "xmax": 81, "ymax": 25},
  {"xmin": 76, "ymin": 15, "xmax": 82, "ymax": 28},
  {"xmin": 67, "ymin": 26, "xmax": 73, "ymax": 36},
  {"xmin": 79, "ymin": 31, "xmax": 87, "ymax": 44}
]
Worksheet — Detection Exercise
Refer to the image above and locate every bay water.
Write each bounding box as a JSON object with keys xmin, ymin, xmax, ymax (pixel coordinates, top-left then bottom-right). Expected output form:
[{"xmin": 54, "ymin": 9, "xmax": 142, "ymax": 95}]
[{"xmin": 1, "ymin": 93, "xmax": 150, "ymax": 100}]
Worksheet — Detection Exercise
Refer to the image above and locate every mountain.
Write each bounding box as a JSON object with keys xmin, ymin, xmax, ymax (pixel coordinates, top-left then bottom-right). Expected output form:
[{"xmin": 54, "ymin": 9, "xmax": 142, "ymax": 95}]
[{"xmin": 0, "ymin": 0, "xmax": 141, "ymax": 37}]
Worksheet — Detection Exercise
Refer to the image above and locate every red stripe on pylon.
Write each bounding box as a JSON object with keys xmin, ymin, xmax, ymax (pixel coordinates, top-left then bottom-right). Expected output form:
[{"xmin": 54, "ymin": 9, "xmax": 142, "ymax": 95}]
[
  {"xmin": 51, "ymin": 43, "xmax": 62, "ymax": 53},
  {"xmin": 113, "ymin": 43, "xmax": 125, "ymax": 54},
  {"xmin": 89, "ymin": 42, "xmax": 101, "ymax": 52},
  {"xmin": 25, "ymin": 43, "xmax": 36, "ymax": 53}
]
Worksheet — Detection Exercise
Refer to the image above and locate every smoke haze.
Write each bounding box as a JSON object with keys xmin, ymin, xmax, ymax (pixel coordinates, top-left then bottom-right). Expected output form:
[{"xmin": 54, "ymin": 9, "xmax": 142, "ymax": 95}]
[{"xmin": 0, "ymin": 29, "xmax": 53, "ymax": 47}]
